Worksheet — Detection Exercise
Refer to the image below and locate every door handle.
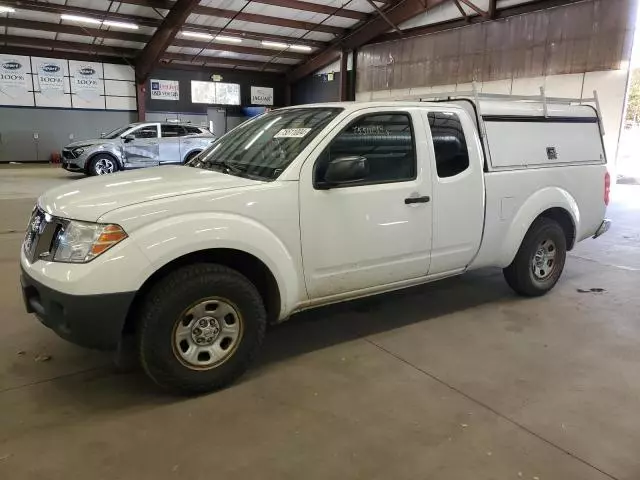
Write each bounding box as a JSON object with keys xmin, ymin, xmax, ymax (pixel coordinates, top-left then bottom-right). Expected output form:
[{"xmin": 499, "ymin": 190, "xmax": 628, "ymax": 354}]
[{"xmin": 405, "ymin": 195, "xmax": 430, "ymax": 204}]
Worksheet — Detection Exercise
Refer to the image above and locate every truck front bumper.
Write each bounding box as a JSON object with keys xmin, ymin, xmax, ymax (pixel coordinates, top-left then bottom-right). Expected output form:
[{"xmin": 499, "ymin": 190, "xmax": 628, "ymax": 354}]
[
  {"xmin": 593, "ymin": 219, "xmax": 612, "ymax": 239},
  {"xmin": 21, "ymin": 266, "xmax": 135, "ymax": 351}
]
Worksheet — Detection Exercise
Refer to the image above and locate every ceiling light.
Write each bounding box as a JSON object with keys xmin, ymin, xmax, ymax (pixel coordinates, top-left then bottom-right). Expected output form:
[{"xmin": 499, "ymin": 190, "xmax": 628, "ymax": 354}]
[
  {"xmin": 182, "ymin": 31, "xmax": 213, "ymax": 40},
  {"xmin": 103, "ymin": 20, "xmax": 139, "ymax": 30},
  {"xmin": 214, "ymin": 35, "xmax": 242, "ymax": 43},
  {"xmin": 261, "ymin": 41, "xmax": 288, "ymax": 49},
  {"xmin": 289, "ymin": 44, "xmax": 311, "ymax": 52},
  {"xmin": 60, "ymin": 14, "xmax": 102, "ymax": 25},
  {"xmin": 0, "ymin": 6, "xmax": 16, "ymax": 13}
]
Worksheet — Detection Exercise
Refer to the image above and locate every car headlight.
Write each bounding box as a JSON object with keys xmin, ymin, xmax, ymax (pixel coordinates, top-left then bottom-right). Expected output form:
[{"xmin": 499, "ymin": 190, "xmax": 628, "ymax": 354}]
[
  {"xmin": 72, "ymin": 147, "xmax": 85, "ymax": 156},
  {"xmin": 53, "ymin": 221, "xmax": 127, "ymax": 263}
]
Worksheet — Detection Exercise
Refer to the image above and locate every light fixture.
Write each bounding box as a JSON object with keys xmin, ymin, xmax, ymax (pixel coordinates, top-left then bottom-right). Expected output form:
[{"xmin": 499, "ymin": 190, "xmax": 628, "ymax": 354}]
[
  {"xmin": 60, "ymin": 14, "xmax": 102, "ymax": 25},
  {"xmin": 289, "ymin": 44, "xmax": 312, "ymax": 52},
  {"xmin": 0, "ymin": 6, "xmax": 16, "ymax": 13},
  {"xmin": 214, "ymin": 35, "xmax": 242, "ymax": 43},
  {"xmin": 181, "ymin": 31, "xmax": 213, "ymax": 40},
  {"xmin": 103, "ymin": 20, "xmax": 139, "ymax": 29},
  {"xmin": 261, "ymin": 41, "xmax": 288, "ymax": 49}
]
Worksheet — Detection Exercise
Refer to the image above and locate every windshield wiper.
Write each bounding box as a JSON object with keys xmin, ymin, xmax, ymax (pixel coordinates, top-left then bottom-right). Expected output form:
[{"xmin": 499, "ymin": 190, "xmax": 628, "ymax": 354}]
[{"xmin": 217, "ymin": 160, "xmax": 246, "ymax": 176}]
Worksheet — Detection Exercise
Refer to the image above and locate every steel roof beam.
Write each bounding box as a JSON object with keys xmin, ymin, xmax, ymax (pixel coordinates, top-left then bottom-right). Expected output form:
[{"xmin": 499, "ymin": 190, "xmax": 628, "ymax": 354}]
[
  {"xmin": 136, "ymin": 0, "xmax": 200, "ymax": 83},
  {"xmin": 1, "ymin": 0, "xmax": 325, "ymax": 48},
  {"xmin": 288, "ymin": 0, "xmax": 448, "ymax": 82},
  {"xmin": 120, "ymin": 0, "xmax": 367, "ymax": 20},
  {"xmin": 0, "ymin": 18, "xmax": 306, "ymax": 60}
]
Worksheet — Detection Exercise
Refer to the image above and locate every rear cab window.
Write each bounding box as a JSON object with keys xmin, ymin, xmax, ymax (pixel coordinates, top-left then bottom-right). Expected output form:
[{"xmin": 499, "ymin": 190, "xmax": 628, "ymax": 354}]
[{"xmin": 427, "ymin": 112, "xmax": 470, "ymax": 178}]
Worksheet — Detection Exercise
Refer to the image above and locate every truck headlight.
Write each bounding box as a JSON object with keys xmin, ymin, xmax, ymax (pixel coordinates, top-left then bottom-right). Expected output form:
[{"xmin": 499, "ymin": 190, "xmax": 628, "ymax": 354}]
[{"xmin": 53, "ymin": 221, "xmax": 127, "ymax": 263}]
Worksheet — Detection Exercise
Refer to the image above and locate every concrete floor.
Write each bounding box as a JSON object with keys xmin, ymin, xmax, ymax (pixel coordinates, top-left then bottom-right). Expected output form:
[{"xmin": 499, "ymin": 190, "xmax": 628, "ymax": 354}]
[{"xmin": 1, "ymin": 166, "xmax": 639, "ymax": 480}]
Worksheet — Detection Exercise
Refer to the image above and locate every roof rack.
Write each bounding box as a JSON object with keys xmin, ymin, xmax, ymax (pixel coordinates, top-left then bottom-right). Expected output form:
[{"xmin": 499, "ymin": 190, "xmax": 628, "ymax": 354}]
[{"xmin": 397, "ymin": 81, "xmax": 604, "ymax": 134}]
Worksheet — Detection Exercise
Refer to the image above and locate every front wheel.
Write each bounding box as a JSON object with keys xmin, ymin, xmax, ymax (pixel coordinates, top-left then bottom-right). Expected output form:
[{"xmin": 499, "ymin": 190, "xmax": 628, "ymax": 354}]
[
  {"xmin": 137, "ymin": 264, "xmax": 266, "ymax": 395},
  {"xmin": 88, "ymin": 154, "xmax": 118, "ymax": 176},
  {"xmin": 503, "ymin": 217, "xmax": 567, "ymax": 297},
  {"xmin": 183, "ymin": 150, "xmax": 201, "ymax": 164}
]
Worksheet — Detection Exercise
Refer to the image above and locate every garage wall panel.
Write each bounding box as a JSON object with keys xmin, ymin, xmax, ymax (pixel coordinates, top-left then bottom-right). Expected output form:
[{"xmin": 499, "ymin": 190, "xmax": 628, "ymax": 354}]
[
  {"xmin": 0, "ymin": 108, "xmax": 136, "ymax": 162},
  {"xmin": 357, "ymin": 0, "xmax": 636, "ymax": 92}
]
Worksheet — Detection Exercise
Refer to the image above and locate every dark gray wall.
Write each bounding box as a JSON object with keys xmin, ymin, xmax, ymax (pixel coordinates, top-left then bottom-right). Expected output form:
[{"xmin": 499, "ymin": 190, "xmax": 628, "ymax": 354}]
[
  {"xmin": 0, "ymin": 108, "xmax": 135, "ymax": 162},
  {"xmin": 146, "ymin": 67, "xmax": 286, "ymax": 114},
  {"xmin": 292, "ymin": 72, "xmax": 341, "ymax": 105}
]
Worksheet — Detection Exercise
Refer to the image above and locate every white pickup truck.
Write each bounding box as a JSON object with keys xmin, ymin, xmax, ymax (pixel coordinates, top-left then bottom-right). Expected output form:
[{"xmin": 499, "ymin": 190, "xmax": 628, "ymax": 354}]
[{"xmin": 20, "ymin": 94, "xmax": 611, "ymax": 394}]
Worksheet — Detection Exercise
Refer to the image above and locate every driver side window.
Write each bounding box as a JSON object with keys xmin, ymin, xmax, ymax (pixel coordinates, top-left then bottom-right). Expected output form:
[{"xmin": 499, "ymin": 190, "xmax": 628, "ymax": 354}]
[
  {"xmin": 314, "ymin": 112, "xmax": 416, "ymax": 187},
  {"xmin": 131, "ymin": 125, "xmax": 158, "ymax": 139}
]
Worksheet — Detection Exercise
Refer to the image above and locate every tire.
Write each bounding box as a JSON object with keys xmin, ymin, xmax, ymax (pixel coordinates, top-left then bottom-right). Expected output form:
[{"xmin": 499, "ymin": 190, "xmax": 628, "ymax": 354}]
[
  {"xmin": 88, "ymin": 154, "xmax": 118, "ymax": 176},
  {"xmin": 503, "ymin": 217, "xmax": 567, "ymax": 297},
  {"xmin": 137, "ymin": 263, "xmax": 266, "ymax": 395},
  {"xmin": 183, "ymin": 150, "xmax": 201, "ymax": 164}
]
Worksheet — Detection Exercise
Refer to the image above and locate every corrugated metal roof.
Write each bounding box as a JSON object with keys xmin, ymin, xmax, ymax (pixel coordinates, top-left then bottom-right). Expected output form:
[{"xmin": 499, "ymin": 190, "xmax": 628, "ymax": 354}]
[{"xmin": 0, "ymin": 0, "xmax": 547, "ymax": 74}]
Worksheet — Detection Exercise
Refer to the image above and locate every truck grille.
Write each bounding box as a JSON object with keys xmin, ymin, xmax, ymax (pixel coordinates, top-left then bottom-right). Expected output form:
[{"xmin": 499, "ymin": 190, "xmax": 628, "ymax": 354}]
[{"xmin": 23, "ymin": 208, "xmax": 63, "ymax": 263}]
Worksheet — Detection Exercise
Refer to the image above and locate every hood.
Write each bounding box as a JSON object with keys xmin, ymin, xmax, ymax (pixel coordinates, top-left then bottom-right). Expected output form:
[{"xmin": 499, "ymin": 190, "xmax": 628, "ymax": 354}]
[
  {"xmin": 65, "ymin": 138, "xmax": 111, "ymax": 149},
  {"xmin": 39, "ymin": 166, "xmax": 261, "ymax": 222}
]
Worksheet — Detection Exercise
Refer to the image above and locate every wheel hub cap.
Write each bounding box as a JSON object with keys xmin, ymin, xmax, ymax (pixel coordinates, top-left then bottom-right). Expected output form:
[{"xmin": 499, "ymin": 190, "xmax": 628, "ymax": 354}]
[
  {"xmin": 95, "ymin": 159, "xmax": 115, "ymax": 174},
  {"xmin": 191, "ymin": 317, "xmax": 220, "ymax": 345},
  {"xmin": 532, "ymin": 239, "xmax": 557, "ymax": 280},
  {"xmin": 172, "ymin": 298, "xmax": 243, "ymax": 369}
]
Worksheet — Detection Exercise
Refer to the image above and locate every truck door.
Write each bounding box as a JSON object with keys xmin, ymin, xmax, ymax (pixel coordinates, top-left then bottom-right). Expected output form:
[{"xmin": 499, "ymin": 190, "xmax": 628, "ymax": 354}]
[
  {"xmin": 299, "ymin": 109, "xmax": 433, "ymax": 299},
  {"xmin": 123, "ymin": 124, "xmax": 160, "ymax": 168},
  {"xmin": 159, "ymin": 124, "xmax": 185, "ymax": 164},
  {"xmin": 422, "ymin": 109, "xmax": 485, "ymax": 274}
]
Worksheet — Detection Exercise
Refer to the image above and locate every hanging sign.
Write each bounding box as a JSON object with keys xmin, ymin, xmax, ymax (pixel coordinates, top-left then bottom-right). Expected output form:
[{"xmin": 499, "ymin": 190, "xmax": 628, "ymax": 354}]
[
  {"xmin": 37, "ymin": 59, "xmax": 65, "ymax": 98},
  {"xmin": 0, "ymin": 55, "xmax": 31, "ymax": 103},
  {"xmin": 251, "ymin": 86, "xmax": 274, "ymax": 106}
]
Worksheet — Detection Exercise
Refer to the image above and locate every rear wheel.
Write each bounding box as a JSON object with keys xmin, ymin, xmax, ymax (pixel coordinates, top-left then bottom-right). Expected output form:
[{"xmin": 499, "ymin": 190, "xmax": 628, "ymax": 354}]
[
  {"xmin": 137, "ymin": 264, "xmax": 266, "ymax": 395},
  {"xmin": 503, "ymin": 217, "xmax": 567, "ymax": 297},
  {"xmin": 88, "ymin": 154, "xmax": 118, "ymax": 176}
]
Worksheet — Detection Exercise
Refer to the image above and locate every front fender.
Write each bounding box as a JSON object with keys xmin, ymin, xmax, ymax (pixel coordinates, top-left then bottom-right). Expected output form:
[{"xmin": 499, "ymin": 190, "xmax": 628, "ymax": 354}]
[
  {"xmin": 498, "ymin": 187, "xmax": 580, "ymax": 266},
  {"xmin": 127, "ymin": 212, "xmax": 303, "ymax": 318}
]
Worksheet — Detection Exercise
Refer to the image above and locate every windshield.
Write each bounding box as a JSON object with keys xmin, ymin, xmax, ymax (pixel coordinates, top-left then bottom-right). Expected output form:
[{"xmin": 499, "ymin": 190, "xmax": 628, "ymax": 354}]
[
  {"xmin": 103, "ymin": 125, "xmax": 133, "ymax": 139},
  {"xmin": 188, "ymin": 108, "xmax": 342, "ymax": 181}
]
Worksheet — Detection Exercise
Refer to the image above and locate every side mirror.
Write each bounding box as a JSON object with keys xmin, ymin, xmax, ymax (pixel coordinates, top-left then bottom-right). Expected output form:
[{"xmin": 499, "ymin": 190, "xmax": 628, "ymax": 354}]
[
  {"xmin": 320, "ymin": 156, "xmax": 369, "ymax": 188},
  {"xmin": 100, "ymin": 132, "xmax": 106, "ymax": 138},
  {"xmin": 122, "ymin": 134, "xmax": 135, "ymax": 143}
]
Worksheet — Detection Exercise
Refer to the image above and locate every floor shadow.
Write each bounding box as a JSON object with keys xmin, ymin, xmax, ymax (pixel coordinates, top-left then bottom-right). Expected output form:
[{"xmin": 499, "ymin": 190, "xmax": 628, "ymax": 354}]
[{"xmin": 256, "ymin": 268, "xmax": 513, "ymax": 369}]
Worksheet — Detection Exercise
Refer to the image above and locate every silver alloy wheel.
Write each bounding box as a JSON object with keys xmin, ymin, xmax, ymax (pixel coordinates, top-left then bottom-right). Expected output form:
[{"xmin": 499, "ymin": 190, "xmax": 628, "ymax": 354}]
[
  {"xmin": 532, "ymin": 238, "xmax": 557, "ymax": 280},
  {"xmin": 94, "ymin": 158, "xmax": 116, "ymax": 175},
  {"xmin": 172, "ymin": 297, "xmax": 243, "ymax": 370}
]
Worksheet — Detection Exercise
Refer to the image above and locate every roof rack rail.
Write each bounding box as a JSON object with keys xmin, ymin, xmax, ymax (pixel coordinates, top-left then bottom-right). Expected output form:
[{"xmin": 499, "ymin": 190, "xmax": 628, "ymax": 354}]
[{"xmin": 396, "ymin": 81, "xmax": 604, "ymax": 134}]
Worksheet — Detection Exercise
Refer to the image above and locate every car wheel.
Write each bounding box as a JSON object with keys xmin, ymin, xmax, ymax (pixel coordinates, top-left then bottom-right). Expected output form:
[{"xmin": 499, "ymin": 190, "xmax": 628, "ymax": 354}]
[
  {"xmin": 137, "ymin": 263, "xmax": 266, "ymax": 395},
  {"xmin": 503, "ymin": 217, "xmax": 567, "ymax": 297},
  {"xmin": 184, "ymin": 151, "xmax": 201, "ymax": 164},
  {"xmin": 89, "ymin": 154, "xmax": 118, "ymax": 176}
]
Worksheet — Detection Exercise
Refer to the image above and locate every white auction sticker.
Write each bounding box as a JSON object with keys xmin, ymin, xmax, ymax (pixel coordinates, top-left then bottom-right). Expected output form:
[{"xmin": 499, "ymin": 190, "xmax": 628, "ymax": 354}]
[{"xmin": 274, "ymin": 128, "xmax": 312, "ymax": 138}]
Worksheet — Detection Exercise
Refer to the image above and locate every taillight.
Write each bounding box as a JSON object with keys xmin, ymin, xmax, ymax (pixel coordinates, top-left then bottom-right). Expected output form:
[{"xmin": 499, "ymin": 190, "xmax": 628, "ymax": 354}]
[{"xmin": 604, "ymin": 171, "xmax": 611, "ymax": 206}]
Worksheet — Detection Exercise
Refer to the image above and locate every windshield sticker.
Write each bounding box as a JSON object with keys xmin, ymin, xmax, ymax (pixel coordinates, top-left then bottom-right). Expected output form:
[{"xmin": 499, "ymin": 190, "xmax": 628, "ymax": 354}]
[{"xmin": 274, "ymin": 128, "xmax": 312, "ymax": 138}]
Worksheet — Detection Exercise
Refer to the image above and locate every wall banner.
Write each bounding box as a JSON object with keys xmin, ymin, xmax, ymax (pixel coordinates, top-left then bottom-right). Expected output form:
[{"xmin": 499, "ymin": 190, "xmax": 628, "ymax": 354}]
[
  {"xmin": 72, "ymin": 63, "xmax": 101, "ymax": 101},
  {"xmin": 150, "ymin": 79, "xmax": 180, "ymax": 100},
  {"xmin": 37, "ymin": 59, "xmax": 65, "ymax": 98},
  {"xmin": 0, "ymin": 55, "xmax": 30, "ymax": 102}
]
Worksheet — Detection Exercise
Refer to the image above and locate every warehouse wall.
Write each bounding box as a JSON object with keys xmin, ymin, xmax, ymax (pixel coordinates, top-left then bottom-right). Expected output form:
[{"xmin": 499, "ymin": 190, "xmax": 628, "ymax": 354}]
[
  {"xmin": 0, "ymin": 108, "xmax": 135, "ymax": 163},
  {"xmin": 356, "ymin": 0, "xmax": 637, "ymax": 160}
]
